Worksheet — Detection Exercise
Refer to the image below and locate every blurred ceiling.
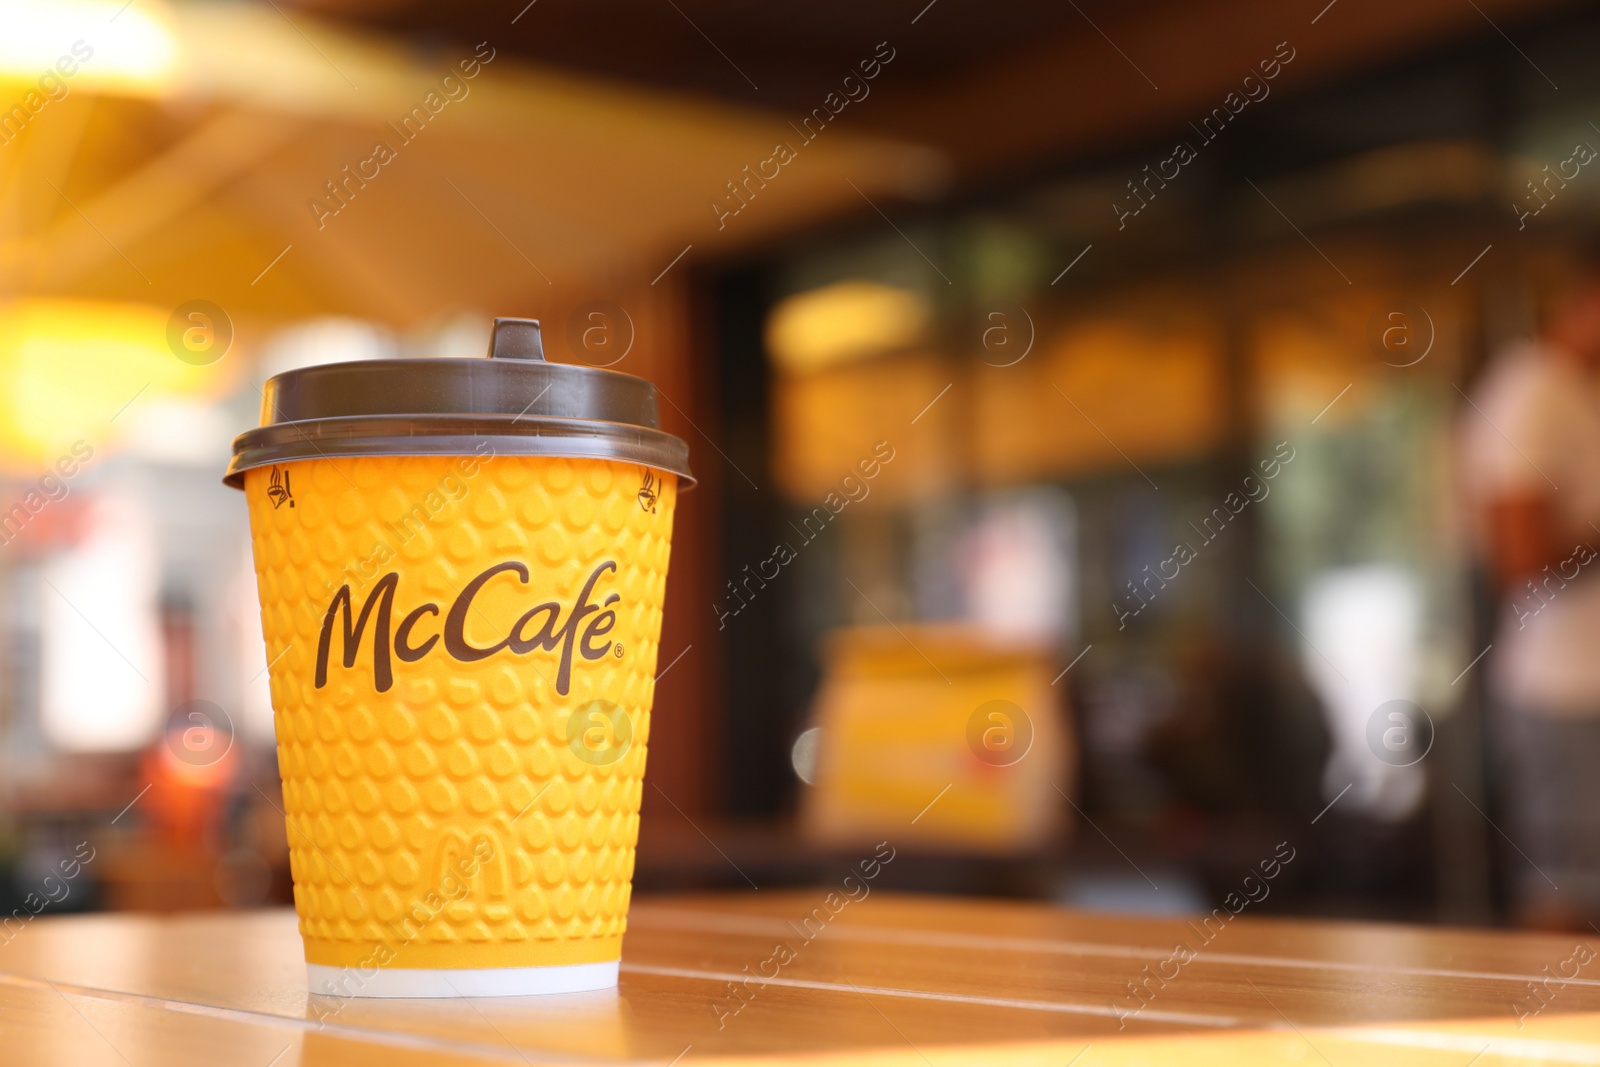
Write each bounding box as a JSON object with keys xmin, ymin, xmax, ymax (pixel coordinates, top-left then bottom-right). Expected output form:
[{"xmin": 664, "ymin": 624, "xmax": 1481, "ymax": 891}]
[
  {"xmin": 283, "ymin": 0, "xmax": 1083, "ymax": 115},
  {"xmin": 0, "ymin": 0, "xmax": 937, "ymax": 327},
  {"xmin": 293, "ymin": 0, "xmax": 1587, "ymax": 178},
  {"xmin": 0, "ymin": 0, "xmax": 1584, "ymax": 334}
]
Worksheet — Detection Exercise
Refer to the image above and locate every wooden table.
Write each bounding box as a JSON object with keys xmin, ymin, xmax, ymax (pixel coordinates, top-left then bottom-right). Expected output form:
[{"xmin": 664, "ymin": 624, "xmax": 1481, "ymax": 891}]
[{"xmin": 4, "ymin": 891, "xmax": 1600, "ymax": 1065}]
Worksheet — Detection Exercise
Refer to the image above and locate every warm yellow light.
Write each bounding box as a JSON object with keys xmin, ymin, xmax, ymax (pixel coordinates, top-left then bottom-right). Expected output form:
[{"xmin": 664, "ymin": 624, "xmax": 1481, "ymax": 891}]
[
  {"xmin": 0, "ymin": 299, "xmax": 226, "ymax": 472},
  {"xmin": 0, "ymin": 0, "xmax": 177, "ymax": 94},
  {"xmin": 767, "ymin": 280, "xmax": 930, "ymax": 374}
]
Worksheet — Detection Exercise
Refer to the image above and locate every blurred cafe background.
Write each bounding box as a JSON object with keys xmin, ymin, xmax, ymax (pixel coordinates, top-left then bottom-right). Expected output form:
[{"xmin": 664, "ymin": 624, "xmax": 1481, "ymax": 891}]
[{"xmin": 3, "ymin": 0, "xmax": 1600, "ymax": 931}]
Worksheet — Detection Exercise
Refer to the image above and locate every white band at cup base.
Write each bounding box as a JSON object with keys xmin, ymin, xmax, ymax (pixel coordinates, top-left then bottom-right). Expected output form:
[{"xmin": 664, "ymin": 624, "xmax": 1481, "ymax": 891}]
[{"xmin": 306, "ymin": 960, "xmax": 619, "ymax": 998}]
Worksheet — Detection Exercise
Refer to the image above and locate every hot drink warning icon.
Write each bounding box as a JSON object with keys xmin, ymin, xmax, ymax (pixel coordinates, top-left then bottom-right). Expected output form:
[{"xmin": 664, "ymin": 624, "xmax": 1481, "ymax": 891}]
[{"xmin": 268, "ymin": 466, "xmax": 295, "ymax": 509}]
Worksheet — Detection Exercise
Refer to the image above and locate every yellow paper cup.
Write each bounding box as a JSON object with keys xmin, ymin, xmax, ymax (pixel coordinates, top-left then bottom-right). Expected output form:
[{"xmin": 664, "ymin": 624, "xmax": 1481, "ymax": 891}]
[{"xmin": 227, "ymin": 320, "xmax": 690, "ymax": 997}]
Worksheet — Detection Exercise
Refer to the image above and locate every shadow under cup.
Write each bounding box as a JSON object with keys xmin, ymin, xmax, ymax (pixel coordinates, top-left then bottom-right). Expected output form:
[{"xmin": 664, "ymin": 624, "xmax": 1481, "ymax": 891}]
[{"xmin": 226, "ymin": 320, "xmax": 691, "ymax": 997}]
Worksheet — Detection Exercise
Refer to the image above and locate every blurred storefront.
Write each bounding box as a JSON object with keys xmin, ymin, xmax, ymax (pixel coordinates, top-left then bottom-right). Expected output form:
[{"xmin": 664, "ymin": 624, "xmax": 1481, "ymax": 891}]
[{"xmin": 707, "ymin": 2, "xmax": 1600, "ymax": 923}]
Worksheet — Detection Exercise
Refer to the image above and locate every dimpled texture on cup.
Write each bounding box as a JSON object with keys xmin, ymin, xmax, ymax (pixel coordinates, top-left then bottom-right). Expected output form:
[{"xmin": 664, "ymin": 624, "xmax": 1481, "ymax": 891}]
[{"xmin": 244, "ymin": 454, "xmax": 676, "ymax": 970}]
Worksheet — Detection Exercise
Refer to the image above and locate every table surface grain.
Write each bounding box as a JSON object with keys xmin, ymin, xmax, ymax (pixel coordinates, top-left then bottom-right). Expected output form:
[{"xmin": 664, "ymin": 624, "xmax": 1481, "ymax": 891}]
[{"xmin": 3, "ymin": 891, "xmax": 1600, "ymax": 1065}]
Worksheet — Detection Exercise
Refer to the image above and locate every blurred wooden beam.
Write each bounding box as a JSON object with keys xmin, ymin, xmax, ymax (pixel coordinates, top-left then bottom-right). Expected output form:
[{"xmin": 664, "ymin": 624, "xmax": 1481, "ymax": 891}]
[
  {"xmin": 0, "ymin": 109, "xmax": 299, "ymax": 289},
  {"xmin": 0, "ymin": 96, "xmax": 95, "ymax": 289},
  {"xmin": 226, "ymin": 167, "xmax": 427, "ymax": 325}
]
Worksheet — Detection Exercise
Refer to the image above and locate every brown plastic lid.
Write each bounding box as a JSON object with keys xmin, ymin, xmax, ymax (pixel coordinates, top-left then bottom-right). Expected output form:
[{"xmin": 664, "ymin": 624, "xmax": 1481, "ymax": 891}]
[{"xmin": 224, "ymin": 318, "xmax": 694, "ymax": 489}]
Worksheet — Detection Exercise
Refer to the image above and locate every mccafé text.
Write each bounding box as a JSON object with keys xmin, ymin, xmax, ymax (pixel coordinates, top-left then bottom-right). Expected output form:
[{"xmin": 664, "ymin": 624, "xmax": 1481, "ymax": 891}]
[{"xmin": 316, "ymin": 559, "xmax": 622, "ymax": 697}]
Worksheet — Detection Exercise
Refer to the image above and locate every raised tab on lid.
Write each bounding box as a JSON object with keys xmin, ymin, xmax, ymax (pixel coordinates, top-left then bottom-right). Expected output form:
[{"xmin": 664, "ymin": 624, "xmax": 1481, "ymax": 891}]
[{"xmin": 488, "ymin": 318, "xmax": 546, "ymax": 361}]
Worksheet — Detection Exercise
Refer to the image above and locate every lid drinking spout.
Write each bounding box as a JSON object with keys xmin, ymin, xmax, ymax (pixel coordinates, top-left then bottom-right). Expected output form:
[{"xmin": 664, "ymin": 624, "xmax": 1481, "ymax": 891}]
[{"xmin": 488, "ymin": 318, "xmax": 546, "ymax": 361}]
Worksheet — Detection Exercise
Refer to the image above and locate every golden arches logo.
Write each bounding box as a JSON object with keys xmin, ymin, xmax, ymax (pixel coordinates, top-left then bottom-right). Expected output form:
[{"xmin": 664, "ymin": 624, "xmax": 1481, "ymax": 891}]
[{"xmin": 433, "ymin": 829, "xmax": 507, "ymax": 904}]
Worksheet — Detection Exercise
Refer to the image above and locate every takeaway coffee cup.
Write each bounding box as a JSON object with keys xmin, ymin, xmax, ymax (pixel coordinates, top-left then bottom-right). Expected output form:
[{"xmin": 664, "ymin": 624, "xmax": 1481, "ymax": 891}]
[{"xmin": 226, "ymin": 319, "xmax": 691, "ymax": 997}]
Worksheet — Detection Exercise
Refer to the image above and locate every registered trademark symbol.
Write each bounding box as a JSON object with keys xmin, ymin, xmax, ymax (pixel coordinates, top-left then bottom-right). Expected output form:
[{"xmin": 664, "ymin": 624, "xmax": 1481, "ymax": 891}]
[{"xmin": 613, "ymin": 643, "xmax": 624, "ymax": 658}]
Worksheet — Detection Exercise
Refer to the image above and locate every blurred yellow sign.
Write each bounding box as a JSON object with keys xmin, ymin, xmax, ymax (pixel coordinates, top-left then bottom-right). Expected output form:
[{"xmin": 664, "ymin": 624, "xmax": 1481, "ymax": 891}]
[
  {"xmin": 802, "ymin": 624, "xmax": 1073, "ymax": 855},
  {"xmin": 0, "ymin": 299, "xmax": 229, "ymax": 471}
]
